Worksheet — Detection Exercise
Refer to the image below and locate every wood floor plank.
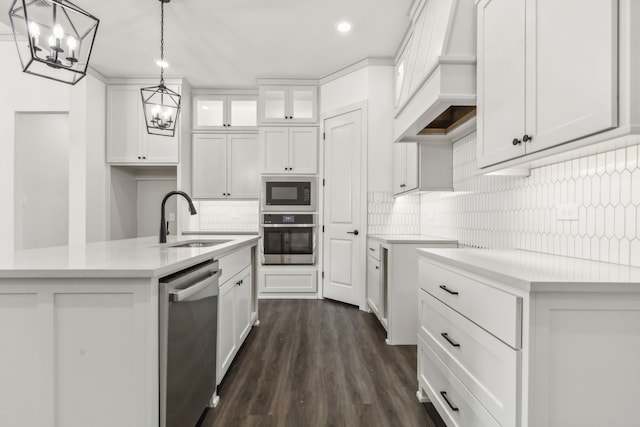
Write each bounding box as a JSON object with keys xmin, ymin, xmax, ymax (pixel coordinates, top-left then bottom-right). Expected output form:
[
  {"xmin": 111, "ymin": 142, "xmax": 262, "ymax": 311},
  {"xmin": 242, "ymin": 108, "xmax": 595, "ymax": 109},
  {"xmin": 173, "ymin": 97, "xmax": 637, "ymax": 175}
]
[{"xmin": 200, "ymin": 299, "xmax": 445, "ymax": 427}]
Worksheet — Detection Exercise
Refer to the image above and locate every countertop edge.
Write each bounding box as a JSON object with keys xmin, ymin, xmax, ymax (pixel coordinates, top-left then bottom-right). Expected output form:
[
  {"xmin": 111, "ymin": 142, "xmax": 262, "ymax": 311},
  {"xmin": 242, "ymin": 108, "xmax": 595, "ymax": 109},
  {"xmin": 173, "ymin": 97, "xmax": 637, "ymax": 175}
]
[
  {"xmin": 0, "ymin": 236, "xmax": 260, "ymax": 280},
  {"xmin": 417, "ymin": 248, "xmax": 640, "ymax": 293},
  {"xmin": 368, "ymin": 234, "xmax": 459, "ymax": 245}
]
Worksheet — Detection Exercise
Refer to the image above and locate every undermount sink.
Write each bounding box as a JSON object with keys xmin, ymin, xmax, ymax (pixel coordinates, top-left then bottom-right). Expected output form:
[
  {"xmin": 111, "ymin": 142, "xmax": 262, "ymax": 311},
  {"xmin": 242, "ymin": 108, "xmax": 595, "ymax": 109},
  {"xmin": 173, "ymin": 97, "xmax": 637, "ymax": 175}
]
[{"xmin": 166, "ymin": 239, "xmax": 232, "ymax": 248}]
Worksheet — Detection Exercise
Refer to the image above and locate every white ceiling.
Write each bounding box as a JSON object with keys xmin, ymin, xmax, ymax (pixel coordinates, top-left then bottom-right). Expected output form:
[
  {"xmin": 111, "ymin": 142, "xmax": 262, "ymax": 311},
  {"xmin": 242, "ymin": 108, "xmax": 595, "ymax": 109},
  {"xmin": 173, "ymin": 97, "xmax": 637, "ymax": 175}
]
[{"xmin": 1, "ymin": 0, "xmax": 412, "ymax": 88}]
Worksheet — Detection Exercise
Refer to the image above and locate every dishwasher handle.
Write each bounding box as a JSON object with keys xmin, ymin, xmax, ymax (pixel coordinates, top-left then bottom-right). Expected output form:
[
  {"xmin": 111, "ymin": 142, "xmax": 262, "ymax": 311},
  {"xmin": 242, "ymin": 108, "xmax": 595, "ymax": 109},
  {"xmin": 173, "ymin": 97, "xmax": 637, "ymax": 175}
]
[{"xmin": 169, "ymin": 269, "xmax": 222, "ymax": 302}]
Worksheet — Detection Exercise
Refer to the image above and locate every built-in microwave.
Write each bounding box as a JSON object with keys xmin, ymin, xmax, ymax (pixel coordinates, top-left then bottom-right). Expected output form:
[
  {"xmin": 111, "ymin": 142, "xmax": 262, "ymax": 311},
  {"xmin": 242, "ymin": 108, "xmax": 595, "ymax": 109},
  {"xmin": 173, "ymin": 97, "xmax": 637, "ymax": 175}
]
[{"xmin": 261, "ymin": 176, "xmax": 317, "ymax": 212}]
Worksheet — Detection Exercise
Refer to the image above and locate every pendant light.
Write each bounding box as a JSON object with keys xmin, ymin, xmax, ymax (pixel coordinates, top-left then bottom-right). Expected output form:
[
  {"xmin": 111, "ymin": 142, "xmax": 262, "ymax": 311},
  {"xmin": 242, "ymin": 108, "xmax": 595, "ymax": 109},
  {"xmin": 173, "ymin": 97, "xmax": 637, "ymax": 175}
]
[
  {"xmin": 140, "ymin": 0, "xmax": 181, "ymax": 137},
  {"xmin": 8, "ymin": 0, "xmax": 99, "ymax": 85}
]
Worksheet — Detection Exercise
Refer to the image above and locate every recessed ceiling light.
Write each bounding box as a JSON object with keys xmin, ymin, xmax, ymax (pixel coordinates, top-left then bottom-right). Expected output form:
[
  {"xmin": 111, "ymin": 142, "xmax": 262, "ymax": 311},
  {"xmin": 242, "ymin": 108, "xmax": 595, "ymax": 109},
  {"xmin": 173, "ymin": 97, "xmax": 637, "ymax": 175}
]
[
  {"xmin": 336, "ymin": 21, "xmax": 352, "ymax": 33},
  {"xmin": 156, "ymin": 59, "xmax": 169, "ymax": 68}
]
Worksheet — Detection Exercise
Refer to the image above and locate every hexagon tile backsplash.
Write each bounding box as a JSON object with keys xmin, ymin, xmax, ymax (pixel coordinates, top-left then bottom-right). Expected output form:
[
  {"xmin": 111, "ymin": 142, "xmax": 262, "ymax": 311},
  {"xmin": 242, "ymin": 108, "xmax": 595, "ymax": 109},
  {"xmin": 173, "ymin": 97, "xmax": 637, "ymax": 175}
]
[{"xmin": 420, "ymin": 131, "xmax": 640, "ymax": 267}]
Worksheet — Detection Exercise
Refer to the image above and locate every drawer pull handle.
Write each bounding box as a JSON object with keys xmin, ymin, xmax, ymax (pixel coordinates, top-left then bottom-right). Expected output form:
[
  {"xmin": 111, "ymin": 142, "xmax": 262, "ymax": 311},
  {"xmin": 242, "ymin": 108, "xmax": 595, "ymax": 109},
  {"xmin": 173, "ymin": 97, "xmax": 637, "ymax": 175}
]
[
  {"xmin": 369, "ymin": 248, "xmax": 375, "ymax": 251},
  {"xmin": 440, "ymin": 391, "xmax": 459, "ymax": 412},
  {"xmin": 441, "ymin": 332, "xmax": 461, "ymax": 348},
  {"xmin": 439, "ymin": 285, "xmax": 459, "ymax": 295}
]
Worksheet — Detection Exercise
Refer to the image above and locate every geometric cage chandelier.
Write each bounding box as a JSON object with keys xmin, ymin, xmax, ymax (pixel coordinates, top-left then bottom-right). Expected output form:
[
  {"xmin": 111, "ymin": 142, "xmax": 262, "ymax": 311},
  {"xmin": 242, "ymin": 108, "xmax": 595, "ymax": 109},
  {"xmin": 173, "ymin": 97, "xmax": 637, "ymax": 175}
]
[
  {"xmin": 140, "ymin": 0, "xmax": 180, "ymax": 137},
  {"xmin": 8, "ymin": 0, "xmax": 99, "ymax": 85}
]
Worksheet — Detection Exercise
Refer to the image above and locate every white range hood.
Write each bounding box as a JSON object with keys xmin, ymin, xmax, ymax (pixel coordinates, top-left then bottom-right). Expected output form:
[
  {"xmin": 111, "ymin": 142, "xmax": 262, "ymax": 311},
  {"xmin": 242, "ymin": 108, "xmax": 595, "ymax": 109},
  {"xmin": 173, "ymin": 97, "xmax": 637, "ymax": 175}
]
[{"xmin": 394, "ymin": 0, "xmax": 477, "ymax": 143}]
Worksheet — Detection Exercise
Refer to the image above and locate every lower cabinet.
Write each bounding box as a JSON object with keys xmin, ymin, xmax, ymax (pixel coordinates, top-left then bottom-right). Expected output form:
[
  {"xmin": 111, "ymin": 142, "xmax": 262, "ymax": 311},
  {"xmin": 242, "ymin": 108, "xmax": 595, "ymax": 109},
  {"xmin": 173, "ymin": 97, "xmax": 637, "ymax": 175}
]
[
  {"xmin": 259, "ymin": 266, "xmax": 317, "ymax": 295},
  {"xmin": 417, "ymin": 252, "xmax": 640, "ymax": 427},
  {"xmin": 217, "ymin": 248, "xmax": 255, "ymax": 385}
]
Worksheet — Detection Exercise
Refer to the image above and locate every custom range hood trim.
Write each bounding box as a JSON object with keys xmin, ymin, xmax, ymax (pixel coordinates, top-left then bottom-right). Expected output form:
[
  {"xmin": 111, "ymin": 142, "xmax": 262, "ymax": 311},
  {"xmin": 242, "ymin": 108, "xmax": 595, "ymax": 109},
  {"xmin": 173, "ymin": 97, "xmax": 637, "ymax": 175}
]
[{"xmin": 393, "ymin": 0, "xmax": 477, "ymax": 143}]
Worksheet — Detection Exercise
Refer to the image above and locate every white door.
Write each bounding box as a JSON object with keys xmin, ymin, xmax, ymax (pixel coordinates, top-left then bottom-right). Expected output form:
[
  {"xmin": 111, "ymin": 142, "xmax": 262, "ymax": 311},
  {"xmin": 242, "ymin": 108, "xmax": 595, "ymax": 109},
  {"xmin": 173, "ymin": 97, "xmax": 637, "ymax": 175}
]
[
  {"xmin": 322, "ymin": 109, "xmax": 364, "ymax": 307},
  {"xmin": 289, "ymin": 127, "xmax": 318, "ymax": 174},
  {"xmin": 477, "ymin": 0, "xmax": 526, "ymax": 167},
  {"xmin": 528, "ymin": 0, "xmax": 617, "ymax": 154},
  {"xmin": 14, "ymin": 113, "xmax": 69, "ymax": 250},
  {"xmin": 228, "ymin": 134, "xmax": 259, "ymax": 198},
  {"xmin": 192, "ymin": 134, "xmax": 227, "ymax": 199},
  {"xmin": 259, "ymin": 127, "xmax": 289, "ymax": 173},
  {"xmin": 393, "ymin": 143, "xmax": 407, "ymax": 194}
]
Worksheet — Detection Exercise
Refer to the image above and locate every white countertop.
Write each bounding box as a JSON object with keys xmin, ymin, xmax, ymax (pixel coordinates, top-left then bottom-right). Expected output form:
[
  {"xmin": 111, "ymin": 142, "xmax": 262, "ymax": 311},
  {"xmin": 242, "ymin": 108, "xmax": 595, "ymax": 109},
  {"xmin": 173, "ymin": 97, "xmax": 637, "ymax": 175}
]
[
  {"xmin": 417, "ymin": 248, "xmax": 640, "ymax": 292},
  {"xmin": 0, "ymin": 235, "xmax": 260, "ymax": 279},
  {"xmin": 368, "ymin": 234, "xmax": 458, "ymax": 245}
]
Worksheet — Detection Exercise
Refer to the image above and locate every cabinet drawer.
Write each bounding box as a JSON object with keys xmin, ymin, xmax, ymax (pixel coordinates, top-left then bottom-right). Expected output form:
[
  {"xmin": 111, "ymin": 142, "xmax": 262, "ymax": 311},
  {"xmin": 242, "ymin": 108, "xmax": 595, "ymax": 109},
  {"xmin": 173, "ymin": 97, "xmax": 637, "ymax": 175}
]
[
  {"xmin": 418, "ymin": 335, "xmax": 501, "ymax": 427},
  {"xmin": 419, "ymin": 258, "xmax": 522, "ymax": 348},
  {"xmin": 218, "ymin": 247, "xmax": 251, "ymax": 285},
  {"xmin": 419, "ymin": 289, "xmax": 518, "ymax": 427},
  {"xmin": 367, "ymin": 239, "xmax": 381, "ymax": 261}
]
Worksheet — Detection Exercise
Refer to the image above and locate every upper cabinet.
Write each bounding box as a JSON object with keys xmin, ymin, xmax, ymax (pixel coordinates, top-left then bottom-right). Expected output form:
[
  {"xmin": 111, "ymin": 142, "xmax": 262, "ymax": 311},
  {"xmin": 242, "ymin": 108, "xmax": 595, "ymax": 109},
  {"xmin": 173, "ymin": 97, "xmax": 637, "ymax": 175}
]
[
  {"xmin": 192, "ymin": 133, "xmax": 259, "ymax": 199},
  {"xmin": 258, "ymin": 85, "xmax": 318, "ymax": 125},
  {"xmin": 477, "ymin": 0, "xmax": 618, "ymax": 168},
  {"xmin": 193, "ymin": 94, "xmax": 257, "ymax": 131},
  {"xmin": 259, "ymin": 127, "xmax": 317, "ymax": 174},
  {"xmin": 393, "ymin": 142, "xmax": 453, "ymax": 197},
  {"xmin": 107, "ymin": 84, "xmax": 180, "ymax": 164}
]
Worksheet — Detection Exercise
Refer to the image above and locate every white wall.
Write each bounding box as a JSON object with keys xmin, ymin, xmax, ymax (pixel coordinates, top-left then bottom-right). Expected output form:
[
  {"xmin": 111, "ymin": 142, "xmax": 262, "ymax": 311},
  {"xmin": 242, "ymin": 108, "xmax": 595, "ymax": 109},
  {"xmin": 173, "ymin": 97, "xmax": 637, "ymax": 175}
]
[
  {"xmin": 420, "ymin": 132, "xmax": 640, "ymax": 267},
  {"xmin": 320, "ymin": 65, "xmax": 394, "ymax": 194},
  {"xmin": 0, "ymin": 41, "xmax": 107, "ymax": 255}
]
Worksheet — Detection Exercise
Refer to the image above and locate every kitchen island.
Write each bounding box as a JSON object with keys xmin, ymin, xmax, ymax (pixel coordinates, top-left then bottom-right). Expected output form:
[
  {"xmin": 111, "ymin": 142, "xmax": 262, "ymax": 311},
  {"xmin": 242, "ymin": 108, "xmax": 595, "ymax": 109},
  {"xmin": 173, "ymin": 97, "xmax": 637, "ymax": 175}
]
[{"xmin": 0, "ymin": 234, "xmax": 260, "ymax": 427}]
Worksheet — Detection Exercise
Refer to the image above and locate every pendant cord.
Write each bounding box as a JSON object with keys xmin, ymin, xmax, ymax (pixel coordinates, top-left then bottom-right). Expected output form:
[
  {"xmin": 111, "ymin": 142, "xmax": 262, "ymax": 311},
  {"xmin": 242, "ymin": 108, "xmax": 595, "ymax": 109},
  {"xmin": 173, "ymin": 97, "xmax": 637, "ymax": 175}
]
[{"xmin": 160, "ymin": 0, "xmax": 165, "ymax": 85}]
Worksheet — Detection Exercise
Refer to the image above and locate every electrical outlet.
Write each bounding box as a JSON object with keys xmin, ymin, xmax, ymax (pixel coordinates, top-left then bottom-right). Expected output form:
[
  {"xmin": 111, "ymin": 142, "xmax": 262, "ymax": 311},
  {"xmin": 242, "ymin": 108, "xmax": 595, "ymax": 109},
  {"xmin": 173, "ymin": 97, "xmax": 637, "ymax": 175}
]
[
  {"xmin": 557, "ymin": 203, "xmax": 579, "ymax": 221},
  {"xmin": 168, "ymin": 213, "xmax": 176, "ymax": 222}
]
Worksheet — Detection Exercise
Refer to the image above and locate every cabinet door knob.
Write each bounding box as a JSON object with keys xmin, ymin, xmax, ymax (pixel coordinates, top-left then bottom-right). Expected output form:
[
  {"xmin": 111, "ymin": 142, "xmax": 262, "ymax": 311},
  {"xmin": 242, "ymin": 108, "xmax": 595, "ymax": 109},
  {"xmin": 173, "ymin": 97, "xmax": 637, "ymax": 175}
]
[
  {"xmin": 523, "ymin": 134, "xmax": 533, "ymax": 142},
  {"xmin": 375, "ymin": 266, "xmax": 379, "ymax": 270},
  {"xmin": 512, "ymin": 138, "xmax": 522, "ymax": 146}
]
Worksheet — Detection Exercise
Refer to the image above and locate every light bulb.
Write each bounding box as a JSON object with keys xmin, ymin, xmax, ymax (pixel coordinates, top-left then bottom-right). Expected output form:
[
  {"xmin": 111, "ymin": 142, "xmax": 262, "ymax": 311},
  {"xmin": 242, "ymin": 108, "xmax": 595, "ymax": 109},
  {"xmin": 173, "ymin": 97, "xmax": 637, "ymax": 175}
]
[
  {"xmin": 28, "ymin": 21, "xmax": 40, "ymax": 38},
  {"xmin": 336, "ymin": 21, "xmax": 352, "ymax": 33},
  {"xmin": 48, "ymin": 35, "xmax": 56, "ymax": 48},
  {"xmin": 67, "ymin": 37, "xmax": 77, "ymax": 50},
  {"xmin": 152, "ymin": 105, "xmax": 161, "ymax": 117},
  {"xmin": 53, "ymin": 24, "xmax": 64, "ymax": 40},
  {"xmin": 163, "ymin": 109, "xmax": 172, "ymax": 119}
]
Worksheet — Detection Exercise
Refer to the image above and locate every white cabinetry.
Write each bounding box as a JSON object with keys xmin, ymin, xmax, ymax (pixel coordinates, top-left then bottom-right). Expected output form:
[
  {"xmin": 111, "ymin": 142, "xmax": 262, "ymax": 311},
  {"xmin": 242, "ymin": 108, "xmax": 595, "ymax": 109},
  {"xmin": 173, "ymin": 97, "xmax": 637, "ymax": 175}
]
[
  {"xmin": 367, "ymin": 237, "xmax": 458, "ymax": 345},
  {"xmin": 477, "ymin": 0, "xmax": 618, "ymax": 168},
  {"xmin": 259, "ymin": 127, "xmax": 317, "ymax": 174},
  {"xmin": 107, "ymin": 85, "xmax": 180, "ymax": 164},
  {"xmin": 259, "ymin": 267, "xmax": 317, "ymax": 295},
  {"xmin": 217, "ymin": 247, "xmax": 256, "ymax": 385},
  {"xmin": 192, "ymin": 133, "xmax": 259, "ymax": 199},
  {"xmin": 393, "ymin": 142, "xmax": 453, "ymax": 196},
  {"xmin": 258, "ymin": 85, "xmax": 318, "ymax": 124},
  {"xmin": 366, "ymin": 240, "xmax": 384, "ymax": 322},
  {"xmin": 417, "ymin": 250, "xmax": 640, "ymax": 427},
  {"xmin": 193, "ymin": 94, "xmax": 257, "ymax": 130}
]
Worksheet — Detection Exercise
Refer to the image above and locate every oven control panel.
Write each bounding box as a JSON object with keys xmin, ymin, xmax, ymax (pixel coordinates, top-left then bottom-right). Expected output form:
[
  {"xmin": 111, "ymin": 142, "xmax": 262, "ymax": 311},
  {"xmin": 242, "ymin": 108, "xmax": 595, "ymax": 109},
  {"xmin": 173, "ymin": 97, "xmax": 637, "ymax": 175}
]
[{"xmin": 262, "ymin": 214, "xmax": 314, "ymax": 225}]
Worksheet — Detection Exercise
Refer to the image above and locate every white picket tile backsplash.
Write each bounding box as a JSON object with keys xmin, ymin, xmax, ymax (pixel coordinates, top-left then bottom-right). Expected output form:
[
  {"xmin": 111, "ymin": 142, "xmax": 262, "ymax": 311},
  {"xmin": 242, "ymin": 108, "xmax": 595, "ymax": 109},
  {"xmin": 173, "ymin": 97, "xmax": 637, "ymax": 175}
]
[
  {"xmin": 183, "ymin": 200, "xmax": 259, "ymax": 233},
  {"xmin": 420, "ymin": 131, "xmax": 640, "ymax": 267},
  {"xmin": 368, "ymin": 191, "xmax": 420, "ymax": 234}
]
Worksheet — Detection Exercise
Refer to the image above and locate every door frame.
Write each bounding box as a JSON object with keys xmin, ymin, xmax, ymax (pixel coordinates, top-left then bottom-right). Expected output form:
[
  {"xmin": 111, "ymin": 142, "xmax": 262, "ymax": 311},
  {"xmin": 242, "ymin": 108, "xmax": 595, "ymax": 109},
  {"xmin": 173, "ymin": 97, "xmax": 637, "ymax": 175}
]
[{"xmin": 318, "ymin": 101, "xmax": 369, "ymax": 310}]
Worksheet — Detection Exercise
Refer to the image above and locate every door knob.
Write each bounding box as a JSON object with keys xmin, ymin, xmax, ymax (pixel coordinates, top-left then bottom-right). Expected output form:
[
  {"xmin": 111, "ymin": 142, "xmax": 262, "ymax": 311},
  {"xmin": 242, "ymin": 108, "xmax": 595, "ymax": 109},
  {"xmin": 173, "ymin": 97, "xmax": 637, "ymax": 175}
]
[{"xmin": 347, "ymin": 230, "xmax": 359, "ymax": 236}]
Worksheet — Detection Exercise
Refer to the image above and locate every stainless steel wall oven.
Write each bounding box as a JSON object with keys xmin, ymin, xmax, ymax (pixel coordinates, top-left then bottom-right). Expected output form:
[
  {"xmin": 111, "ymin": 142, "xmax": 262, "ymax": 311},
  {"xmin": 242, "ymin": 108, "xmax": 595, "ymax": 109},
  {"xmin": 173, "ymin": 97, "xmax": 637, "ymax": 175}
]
[{"xmin": 261, "ymin": 213, "xmax": 316, "ymax": 265}]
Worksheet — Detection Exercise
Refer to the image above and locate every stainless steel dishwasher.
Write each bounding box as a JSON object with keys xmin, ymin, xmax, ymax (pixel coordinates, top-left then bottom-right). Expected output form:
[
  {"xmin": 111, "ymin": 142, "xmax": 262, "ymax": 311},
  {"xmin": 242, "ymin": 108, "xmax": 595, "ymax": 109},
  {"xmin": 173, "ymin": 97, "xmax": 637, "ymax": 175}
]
[{"xmin": 159, "ymin": 259, "xmax": 221, "ymax": 427}]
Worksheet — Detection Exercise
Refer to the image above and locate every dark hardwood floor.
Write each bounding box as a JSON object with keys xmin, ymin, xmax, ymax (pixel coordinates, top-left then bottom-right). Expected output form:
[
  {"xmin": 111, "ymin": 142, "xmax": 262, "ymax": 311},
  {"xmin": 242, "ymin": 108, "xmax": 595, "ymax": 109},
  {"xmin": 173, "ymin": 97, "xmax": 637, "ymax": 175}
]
[{"xmin": 199, "ymin": 299, "xmax": 445, "ymax": 427}]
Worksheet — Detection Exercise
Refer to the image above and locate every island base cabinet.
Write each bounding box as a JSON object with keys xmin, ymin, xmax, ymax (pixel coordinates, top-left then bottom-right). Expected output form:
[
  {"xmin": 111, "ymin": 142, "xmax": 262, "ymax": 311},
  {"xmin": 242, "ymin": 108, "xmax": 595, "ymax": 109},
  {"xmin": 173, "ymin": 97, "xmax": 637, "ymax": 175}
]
[
  {"xmin": 217, "ymin": 261, "xmax": 254, "ymax": 385},
  {"xmin": 0, "ymin": 280, "xmax": 157, "ymax": 427}
]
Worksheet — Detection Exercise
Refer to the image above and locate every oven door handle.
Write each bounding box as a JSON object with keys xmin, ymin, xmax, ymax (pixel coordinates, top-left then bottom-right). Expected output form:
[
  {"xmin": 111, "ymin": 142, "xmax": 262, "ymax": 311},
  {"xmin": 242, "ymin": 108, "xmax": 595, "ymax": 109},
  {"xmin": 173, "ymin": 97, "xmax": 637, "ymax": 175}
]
[
  {"xmin": 261, "ymin": 224, "xmax": 316, "ymax": 228},
  {"xmin": 169, "ymin": 270, "xmax": 222, "ymax": 302}
]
